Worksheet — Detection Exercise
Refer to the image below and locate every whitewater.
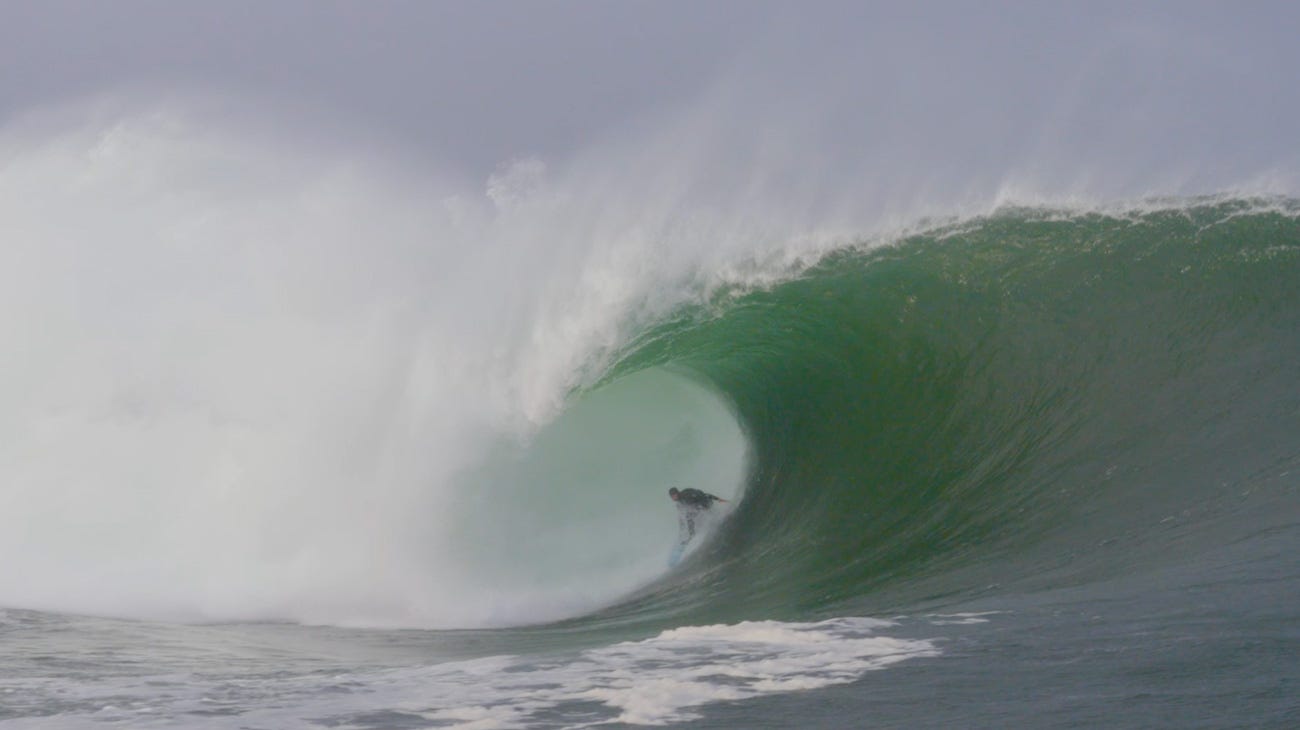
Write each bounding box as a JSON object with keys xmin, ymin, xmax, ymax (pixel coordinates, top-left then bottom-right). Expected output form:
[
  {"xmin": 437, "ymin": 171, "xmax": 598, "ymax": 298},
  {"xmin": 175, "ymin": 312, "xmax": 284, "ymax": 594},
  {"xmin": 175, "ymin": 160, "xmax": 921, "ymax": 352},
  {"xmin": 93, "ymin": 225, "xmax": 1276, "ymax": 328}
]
[{"xmin": 2, "ymin": 98, "xmax": 1299, "ymax": 727}]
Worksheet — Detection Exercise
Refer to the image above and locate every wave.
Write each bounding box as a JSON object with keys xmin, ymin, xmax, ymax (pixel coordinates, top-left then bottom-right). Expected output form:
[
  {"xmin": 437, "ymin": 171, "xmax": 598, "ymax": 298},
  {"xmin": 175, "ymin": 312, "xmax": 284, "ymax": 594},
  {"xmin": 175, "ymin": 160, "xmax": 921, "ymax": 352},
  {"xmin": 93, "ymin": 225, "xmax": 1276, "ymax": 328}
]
[
  {"xmin": 592, "ymin": 198, "xmax": 1300, "ymax": 625},
  {"xmin": 1, "ymin": 105, "xmax": 1297, "ymax": 630}
]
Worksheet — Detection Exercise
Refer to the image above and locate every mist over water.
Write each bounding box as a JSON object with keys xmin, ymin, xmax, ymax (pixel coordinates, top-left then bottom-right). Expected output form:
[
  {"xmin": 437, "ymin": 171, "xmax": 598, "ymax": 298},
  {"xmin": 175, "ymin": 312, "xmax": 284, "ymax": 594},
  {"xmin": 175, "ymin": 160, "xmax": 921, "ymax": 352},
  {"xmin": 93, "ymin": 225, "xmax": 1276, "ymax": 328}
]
[{"xmin": 0, "ymin": 105, "xmax": 792, "ymax": 628}]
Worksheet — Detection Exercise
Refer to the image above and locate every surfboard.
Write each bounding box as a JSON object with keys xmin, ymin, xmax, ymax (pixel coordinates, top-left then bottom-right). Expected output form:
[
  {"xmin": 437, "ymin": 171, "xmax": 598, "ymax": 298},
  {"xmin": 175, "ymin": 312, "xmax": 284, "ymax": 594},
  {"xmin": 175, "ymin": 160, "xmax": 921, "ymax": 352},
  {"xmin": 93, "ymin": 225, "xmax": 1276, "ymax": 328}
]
[{"xmin": 668, "ymin": 542, "xmax": 685, "ymax": 567}]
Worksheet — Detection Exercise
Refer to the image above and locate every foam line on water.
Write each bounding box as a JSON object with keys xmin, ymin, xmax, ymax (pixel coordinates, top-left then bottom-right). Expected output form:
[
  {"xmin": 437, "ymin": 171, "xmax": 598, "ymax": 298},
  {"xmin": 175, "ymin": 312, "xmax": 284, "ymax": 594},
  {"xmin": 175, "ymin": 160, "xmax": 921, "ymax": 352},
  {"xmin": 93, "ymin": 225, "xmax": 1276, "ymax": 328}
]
[{"xmin": 2, "ymin": 616, "xmax": 940, "ymax": 728}]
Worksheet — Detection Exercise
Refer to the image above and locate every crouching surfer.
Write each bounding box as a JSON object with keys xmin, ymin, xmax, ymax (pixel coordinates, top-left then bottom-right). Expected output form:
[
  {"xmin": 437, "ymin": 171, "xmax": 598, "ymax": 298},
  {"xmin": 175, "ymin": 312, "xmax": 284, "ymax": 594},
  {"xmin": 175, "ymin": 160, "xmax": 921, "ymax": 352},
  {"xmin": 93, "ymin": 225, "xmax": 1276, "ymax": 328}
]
[{"xmin": 668, "ymin": 487, "xmax": 727, "ymax": 565}]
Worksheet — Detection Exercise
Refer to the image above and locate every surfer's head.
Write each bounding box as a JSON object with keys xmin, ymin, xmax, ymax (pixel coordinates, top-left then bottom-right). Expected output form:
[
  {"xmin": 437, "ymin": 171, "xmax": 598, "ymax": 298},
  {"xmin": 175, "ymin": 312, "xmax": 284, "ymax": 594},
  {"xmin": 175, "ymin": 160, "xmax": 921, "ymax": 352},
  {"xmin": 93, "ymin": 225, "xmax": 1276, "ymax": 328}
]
[{"xmin": 669, "ymin": 487, "xmax": 680, "ymax": 501}]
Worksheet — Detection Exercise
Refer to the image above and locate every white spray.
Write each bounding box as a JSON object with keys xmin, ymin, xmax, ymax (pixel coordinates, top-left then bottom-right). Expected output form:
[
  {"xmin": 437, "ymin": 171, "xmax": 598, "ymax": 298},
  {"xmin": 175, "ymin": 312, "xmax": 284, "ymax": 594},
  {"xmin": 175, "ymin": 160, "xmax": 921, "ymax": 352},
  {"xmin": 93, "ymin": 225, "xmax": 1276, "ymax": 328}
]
[{"xmin": 0, "ymin": 102, "xmax": 800, "ymax": 628}]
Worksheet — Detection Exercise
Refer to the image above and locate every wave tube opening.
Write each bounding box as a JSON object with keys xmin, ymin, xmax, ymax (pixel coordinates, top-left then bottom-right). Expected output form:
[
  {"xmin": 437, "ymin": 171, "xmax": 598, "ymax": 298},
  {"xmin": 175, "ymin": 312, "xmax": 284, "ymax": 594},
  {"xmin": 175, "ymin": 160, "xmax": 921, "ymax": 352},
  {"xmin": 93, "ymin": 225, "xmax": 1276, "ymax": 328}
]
[{"xmin": 435, "ymin": 367, "xmax": 749, "ymax": 627}]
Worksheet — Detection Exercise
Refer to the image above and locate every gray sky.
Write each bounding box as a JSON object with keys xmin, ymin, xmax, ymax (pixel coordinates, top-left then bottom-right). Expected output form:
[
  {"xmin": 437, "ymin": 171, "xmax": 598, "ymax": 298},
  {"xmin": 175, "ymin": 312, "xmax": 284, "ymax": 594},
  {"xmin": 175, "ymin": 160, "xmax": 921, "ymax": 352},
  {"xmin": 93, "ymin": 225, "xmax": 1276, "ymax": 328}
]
[{"xmin": 2, "ymin": 1, "xmax": 1298, "ymax": 195}]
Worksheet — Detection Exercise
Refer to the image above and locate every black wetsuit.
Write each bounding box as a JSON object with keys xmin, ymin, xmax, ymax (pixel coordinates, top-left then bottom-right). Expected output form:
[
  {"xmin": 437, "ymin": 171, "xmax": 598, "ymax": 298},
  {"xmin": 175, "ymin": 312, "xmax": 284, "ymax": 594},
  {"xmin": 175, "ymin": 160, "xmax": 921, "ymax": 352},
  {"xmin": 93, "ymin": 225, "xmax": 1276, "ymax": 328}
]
[
  {"xmin": 675, "ymin": 488, "xmax": 722, "ymax": 509},
  {"xmin": 674, "ymin": 488, "xmax": 722, "ymax": 542}
]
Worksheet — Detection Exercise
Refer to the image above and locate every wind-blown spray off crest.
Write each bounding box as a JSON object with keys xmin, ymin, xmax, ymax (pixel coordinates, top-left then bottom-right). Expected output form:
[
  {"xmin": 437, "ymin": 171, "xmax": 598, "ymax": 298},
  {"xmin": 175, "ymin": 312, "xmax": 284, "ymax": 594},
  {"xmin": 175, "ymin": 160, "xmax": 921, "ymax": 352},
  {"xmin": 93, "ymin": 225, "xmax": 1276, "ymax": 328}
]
[{"xmin": 0, "ymin": 101, "xmax": 818, "ymax": 627}]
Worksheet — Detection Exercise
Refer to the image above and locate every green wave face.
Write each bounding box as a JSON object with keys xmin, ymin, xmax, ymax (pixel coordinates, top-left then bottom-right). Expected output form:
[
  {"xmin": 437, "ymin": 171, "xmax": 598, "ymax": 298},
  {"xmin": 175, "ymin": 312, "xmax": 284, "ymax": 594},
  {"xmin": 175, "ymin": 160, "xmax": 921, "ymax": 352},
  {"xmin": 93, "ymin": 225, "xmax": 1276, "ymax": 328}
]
[{"xmin": 599, "ymin": 199, "xmax": 1300, "ymax": 624}]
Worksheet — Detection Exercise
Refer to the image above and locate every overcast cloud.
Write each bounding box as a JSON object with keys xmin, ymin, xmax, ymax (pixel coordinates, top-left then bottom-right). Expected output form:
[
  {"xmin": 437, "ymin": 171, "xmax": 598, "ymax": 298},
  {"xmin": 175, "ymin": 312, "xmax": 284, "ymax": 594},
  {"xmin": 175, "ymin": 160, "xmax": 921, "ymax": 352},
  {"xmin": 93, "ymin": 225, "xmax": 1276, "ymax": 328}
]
[{"xmin": 2, "ymin": 1, "xmax": 1298, "ymax": 197}]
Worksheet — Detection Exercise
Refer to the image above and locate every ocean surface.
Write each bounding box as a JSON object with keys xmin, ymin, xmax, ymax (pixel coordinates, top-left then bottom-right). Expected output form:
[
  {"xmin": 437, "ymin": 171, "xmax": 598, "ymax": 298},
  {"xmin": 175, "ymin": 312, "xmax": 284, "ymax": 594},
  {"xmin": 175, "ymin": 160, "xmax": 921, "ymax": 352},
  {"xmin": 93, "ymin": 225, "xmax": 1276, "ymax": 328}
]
[{"xmin": 3, "ymin": 198, "xmax": 1299, "ymax": 728}]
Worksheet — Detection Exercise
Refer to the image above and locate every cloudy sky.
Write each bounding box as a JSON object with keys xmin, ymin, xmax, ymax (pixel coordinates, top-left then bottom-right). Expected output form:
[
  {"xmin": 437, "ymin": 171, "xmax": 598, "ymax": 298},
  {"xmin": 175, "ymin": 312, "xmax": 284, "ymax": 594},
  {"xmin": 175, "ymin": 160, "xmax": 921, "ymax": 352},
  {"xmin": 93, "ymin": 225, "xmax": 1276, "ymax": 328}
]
[{"xmin": 2, "ymin": 1, "xmax": 1298, "ymax": 197}]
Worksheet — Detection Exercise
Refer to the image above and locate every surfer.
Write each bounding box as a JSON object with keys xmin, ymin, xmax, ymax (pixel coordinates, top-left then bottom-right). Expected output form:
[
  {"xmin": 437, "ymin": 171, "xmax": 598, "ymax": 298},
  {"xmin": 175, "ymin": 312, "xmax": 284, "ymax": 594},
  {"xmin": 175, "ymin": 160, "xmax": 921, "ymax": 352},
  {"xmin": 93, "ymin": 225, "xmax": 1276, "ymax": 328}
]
[{"xmin": 669, "ymin": 487, "xmax": 727, "ymax": 545}]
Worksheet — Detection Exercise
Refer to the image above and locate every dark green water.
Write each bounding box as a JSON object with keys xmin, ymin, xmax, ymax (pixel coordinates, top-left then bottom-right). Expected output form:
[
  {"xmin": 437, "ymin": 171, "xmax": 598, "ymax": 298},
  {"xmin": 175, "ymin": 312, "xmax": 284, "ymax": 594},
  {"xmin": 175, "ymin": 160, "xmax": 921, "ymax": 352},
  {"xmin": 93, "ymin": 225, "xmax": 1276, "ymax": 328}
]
[
  {"xmin": 573, "ymin": 198, "xmax": 1300, "ymax": 726},
  {"xmin": 606, "ymin": 199, "xmax": 1300, "ymax": 616}
]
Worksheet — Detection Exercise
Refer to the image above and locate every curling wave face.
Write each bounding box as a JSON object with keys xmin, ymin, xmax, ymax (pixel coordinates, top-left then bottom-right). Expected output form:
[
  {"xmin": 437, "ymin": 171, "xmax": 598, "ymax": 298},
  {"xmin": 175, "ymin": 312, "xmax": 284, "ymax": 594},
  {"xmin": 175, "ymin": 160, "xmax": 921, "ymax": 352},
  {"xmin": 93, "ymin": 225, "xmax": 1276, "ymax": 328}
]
[{"xmin": 595, "ymin": 199, "xmax": 1300, "ymax": 625}]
